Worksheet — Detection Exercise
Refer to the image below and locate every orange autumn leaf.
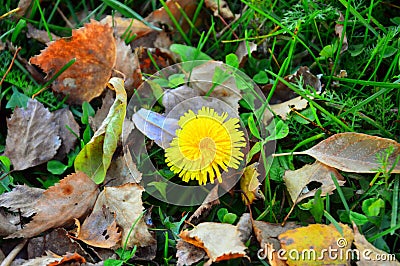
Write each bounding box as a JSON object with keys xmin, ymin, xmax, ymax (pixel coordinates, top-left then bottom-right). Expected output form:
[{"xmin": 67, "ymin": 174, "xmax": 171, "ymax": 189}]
[
  {"xmin": 47, "ymin": 253, "xmax": 86, "ymax": 266},
  {"xmin": 30, "ymin": 20, "xmax": 116, "ymax": 104}
]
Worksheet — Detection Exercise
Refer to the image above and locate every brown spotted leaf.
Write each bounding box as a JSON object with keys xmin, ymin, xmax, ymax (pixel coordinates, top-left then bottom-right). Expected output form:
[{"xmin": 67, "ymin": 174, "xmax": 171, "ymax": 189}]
[
  {"xmin": 93, "ymin": 183, "xmax": 155, "ymax": 248},
  {"xmin": 179, "ymin": 222, "xmax": 247, "ymax": 263},
  {"xmin": 5, "ymin": 99, "xmax": 61, "ymax": 170},
  {"xmin": 30, "ymin": 20, "xmax": 116, "ymax": 104},
  {"xmin": 291, "ymin": 132, "xmax": 400, "ymax": 173},
  {"xmin": 283, "ymin": 161, "xmax": 345, "ymax": 203},
  {"xmin": 6, "ymin": 172, "xmax": 99, "ymax": 239}
]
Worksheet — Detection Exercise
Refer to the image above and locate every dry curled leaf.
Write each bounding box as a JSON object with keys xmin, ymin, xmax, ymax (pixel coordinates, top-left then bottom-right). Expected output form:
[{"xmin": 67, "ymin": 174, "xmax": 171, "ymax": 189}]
[
  {"xmin": 89, "ymin": 90, "xmax": 115, "ymax": 132},
  {"xmin": 5, "ymin": 99, "xmax": 61, "ymax": 170},
  {"xmin": 6, "ymin": 172, "xmax": 99, "ymax": 239},
  {"xmin": 179, "ymin": 222, "xmax": 247, "ymax": 263},
  {"xmin": 240, "ymin": 163, "xmax": 263, "ymax": 205},
  {"xmin": 283, "ymin": 161, "xmax": 345, "ymax": 203},
  {"xmin": 74, "ymin": 207, "xmax": 121, "ymax": 249},
  {"xmin": 30, "ymin": 20, "xmax": 116, "ymax": 104},
  {"xmin": 292, "ymin": 132, "xmax": 400, "ymax": 173},
  {"xmin": 93, "ymin": 183, "xmax": 155, "ymax": 248},
  {"xmin": 27, "ymin": 23, "xmax": 60, "ymax": 43}
]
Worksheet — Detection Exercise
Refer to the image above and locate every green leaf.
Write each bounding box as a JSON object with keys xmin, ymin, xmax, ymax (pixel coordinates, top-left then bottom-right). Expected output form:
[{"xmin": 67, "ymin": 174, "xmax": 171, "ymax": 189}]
[
  {"xmin": 11, "ymin": 19, "xmax": 27, "ymax": 43},
  {"xmin": 223, "ymin": 213, "xmax": 237, "ymax": 224},
  {"xmin": 81, "ymin": 101, "xmax": 95, "ymax": 125},
  {"xmin": 47, "ymin": 160, "xmax": 68, "ymax": 175},
  {"xmin": 265, "ymin": 119, "xmax": 289, "ymax": 141},
  {"xmin": 349, "ymin": 211, "xmax": 369, "ymax": 225},
  {"xmin": 0, "ymin": 156, "xmax": 11, "ymax": 171},
  {"xmin": 148, "ymin": 181, "xmax": 167, "ymax": 200},
  {"xmin": 225, "ymin": 53, "xmax": 239, "ymax": 68},
  {"xmin": 74, "ymin": 78, "xmax": 127, "ymax": 184},
  {"xmin": 362, "ymin": 198, "xmax": 385, "ymax": 217},
  {"xmin": 104, "ymin": 259, "xmax": 124, "ymax": 266},
  {"xmin": 6, "ymin": 88, "xmax": 30, "ymax": 109},
  {"xmin": 248, "ymin": 114, "xmax": 261, "ymax": 140},
  {"xmin": 168, "ymin": 74, "xmax": 186, "ymax": 88},
  {"xmin": 217, "ymin": 208, "xmax": 228, "ymax": 222},
  {"xmin": 246, "ymin": 141, "xmax": 261, "ymax": 163},
  {"xmin": 170, "ymin": 44, "xmax": 212, "ymax": 62},
  {"xmin": 253, "ymin": 71, "xmax": 268, "ymax": 84},
  {"xmin": 310, "ymin": 189, "xmax": 324, "ymax": 223}
]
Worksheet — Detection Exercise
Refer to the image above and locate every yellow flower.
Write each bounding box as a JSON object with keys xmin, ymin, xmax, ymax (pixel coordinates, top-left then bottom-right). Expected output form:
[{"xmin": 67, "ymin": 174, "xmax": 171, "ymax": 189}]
[{"xmin": 165, "ymin": 107, "xmax": 246, "ymax": 185}]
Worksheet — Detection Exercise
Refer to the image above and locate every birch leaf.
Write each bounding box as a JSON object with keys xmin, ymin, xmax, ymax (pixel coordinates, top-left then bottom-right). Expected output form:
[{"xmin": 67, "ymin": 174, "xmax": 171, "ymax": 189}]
[
  {"xmin": 5, "ymin": 99, "xmax": 61, "ymax": 170},
  {"xmin": 288, "ymin": 132, "xmax": 400, "ymax": 173}
]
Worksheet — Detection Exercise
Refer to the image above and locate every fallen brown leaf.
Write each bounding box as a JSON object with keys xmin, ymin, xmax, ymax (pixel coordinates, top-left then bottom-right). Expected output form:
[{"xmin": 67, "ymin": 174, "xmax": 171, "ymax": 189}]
[
  {"xmin": 89, "ymin": 90, "xmax": 115, "ymax": 132},
  {"xmin": 47, "ymin": 252, "xmax": 86, "ymax": 266},
  {"xmin": 237, "ymin": 213, "xmax": 252, "ymax": 243},
  {"xmin": 114, "ymin": 38, "xmax": 140, "ymax": 97},
  {"xmin": 205, "ymin": 0, "xmax": 234, "ymax": 19},
  {"xmin": 73, "ymin": 207, "xmax": 121, "ymax": 249},
  {"xmin": 179, "ymin": 222, "xmax": 247, "ymax": 263},
  {"xmin": 176, "ymin": 239, "xmax": 206, "ymax": 266},
  {"xmin": 283, "ymin": 161, "xmax": 345, "ymax": 203},
  {"xmin": 186, "ymin": 184, "xmax": 220, "ymax": 226},
  {"xmin": 27, "ymin": 23, "xmax": 60, "ymax": 44},
  {"xmin": 290, "ymin": 132, "xmax": 400, "ymax": 173},
  {"xmin": 28, "ymin": 228, "xmax": 92, "ymax": 262},
  {"xmin": 100, "ymin": 15, "xmax": 153, "ymax": 41},
  {"xmin": 253, "ymin": 220, "xmax": 300, "ymax": 252},
  {"xmin": 92, "ymin": 183, "xmax": 155, "ymax": 248},
  {"xmin": 145, "ymin": 0, "xmax": 197, "ymax": 32},
  {"xmin": 335, "ymin": 12, "xmax": 348, "ymax": 54},
  {"xmin": 270, "ymin": 96, "xmax": 308, "ymax": 120},
  {"xmin": 5, "ymin": 99, "xmax": 61, "ymax": 170},
  {"xmin": 30, "ymin": 20, "xmax": 116, "ymax": 104},
  {"xmin": 0, "ymin": 185, "xmax": 44, "ymax": 217},
  {"xmin": 53, "ymin": 108, "xmax": 80, "ymax": 159},
  {"xmin": 6, "ymin": 172, "xmax": 99, "ymax": 239},
  {"xmin": 0, "ymin": 212, "xmax": 18, "ymax": 236},
  {"xmin": 235, "ymin": 41, "xmax": 257, "ymax": 67}
]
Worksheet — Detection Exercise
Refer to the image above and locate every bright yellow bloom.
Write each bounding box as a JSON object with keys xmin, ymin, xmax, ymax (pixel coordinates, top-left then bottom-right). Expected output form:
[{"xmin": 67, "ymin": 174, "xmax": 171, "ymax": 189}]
[{"xmin": 165, "ymin": 107, "xmax": 246, "ymax": 185}]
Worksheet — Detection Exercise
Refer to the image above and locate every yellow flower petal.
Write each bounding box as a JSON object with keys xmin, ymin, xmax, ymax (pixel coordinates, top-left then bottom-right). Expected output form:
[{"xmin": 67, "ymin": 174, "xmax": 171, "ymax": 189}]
[{"xmin": 165, "ymin": 107, "xmax": 246, "ymax": 185}]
